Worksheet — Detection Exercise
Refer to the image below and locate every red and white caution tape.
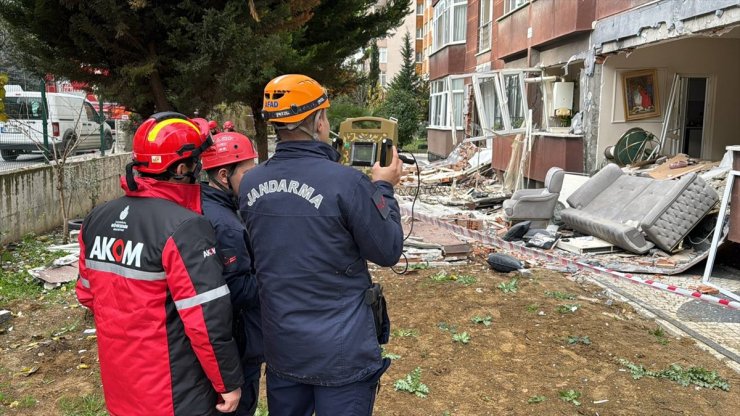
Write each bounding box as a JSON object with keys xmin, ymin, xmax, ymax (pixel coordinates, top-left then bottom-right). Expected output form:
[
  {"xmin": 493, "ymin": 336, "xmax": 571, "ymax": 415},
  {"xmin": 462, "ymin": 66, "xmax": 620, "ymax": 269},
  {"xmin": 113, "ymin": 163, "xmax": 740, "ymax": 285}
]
[{"xmin": 402, "ymin": 206, "xmax": 740, "ymax": 311}]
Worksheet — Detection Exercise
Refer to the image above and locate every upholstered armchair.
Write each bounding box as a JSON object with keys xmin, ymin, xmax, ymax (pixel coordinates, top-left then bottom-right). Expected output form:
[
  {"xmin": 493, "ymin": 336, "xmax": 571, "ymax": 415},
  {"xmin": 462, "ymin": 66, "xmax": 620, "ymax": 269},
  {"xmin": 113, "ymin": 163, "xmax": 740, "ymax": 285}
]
[{"xmin": 503, "ymin": 167, "xmax": 565, "ymax": 228}]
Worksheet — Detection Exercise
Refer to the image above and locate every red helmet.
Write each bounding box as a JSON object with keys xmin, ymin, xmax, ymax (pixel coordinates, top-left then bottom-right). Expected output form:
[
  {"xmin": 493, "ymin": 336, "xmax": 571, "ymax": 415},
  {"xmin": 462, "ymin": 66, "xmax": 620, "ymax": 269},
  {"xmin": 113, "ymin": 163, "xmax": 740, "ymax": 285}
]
[
  {"xmin": 223, "ymin": 121, "xmax": 234, "ymax": 130},
  {"xmin": 208, "ymin": 120, "xmax": 218, "ymax": 130},
  {"xmin": 201, "ymin": 132, "xmax": 257, "ymax": 171},
  {"xmin": 132, "ymin": 112, "xmax": 206, "ymax": 174},
  {"xmin": 191, "ymin": 118, "xmax": 211, "ymax": 140}
]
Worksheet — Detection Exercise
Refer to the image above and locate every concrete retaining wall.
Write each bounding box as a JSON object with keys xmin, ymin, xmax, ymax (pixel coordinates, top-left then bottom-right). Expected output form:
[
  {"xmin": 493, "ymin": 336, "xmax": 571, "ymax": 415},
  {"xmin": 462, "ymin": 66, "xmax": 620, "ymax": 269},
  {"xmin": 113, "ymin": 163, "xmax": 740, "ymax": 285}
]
[{"xmin": 0, "ymin": 154, "xmax": 131, "ymax": 244}]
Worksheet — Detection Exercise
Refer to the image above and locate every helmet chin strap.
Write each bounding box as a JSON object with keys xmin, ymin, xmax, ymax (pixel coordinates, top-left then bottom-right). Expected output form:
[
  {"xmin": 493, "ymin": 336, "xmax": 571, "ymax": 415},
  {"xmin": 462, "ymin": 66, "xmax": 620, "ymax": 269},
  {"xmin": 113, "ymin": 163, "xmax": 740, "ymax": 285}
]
[
  {"xmin": 212, "ymin": 168, "xmax": 240, "ymax": 207},
  {"xmin": 297, "ymin": 110, "xmax": 323, "ymax": 141},
  {"xmin": 172, "ymin": 160, "xmax": 202, "ymax": 184}
]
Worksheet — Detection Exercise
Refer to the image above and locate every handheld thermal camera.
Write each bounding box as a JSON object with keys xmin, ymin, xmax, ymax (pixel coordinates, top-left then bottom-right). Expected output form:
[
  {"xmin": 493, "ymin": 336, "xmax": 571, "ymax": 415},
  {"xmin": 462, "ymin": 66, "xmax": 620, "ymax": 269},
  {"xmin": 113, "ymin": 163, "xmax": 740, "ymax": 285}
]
[{"xmin": 333, "ymin": 117, "xmax": 399, "ymax": 168}]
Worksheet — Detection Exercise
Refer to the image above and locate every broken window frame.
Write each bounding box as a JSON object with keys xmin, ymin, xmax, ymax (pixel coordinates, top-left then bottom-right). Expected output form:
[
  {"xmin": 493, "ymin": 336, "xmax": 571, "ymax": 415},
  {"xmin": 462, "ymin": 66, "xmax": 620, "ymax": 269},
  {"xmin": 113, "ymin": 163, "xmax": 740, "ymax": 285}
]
[
  {"xmin": 447, "ymin": 75, "xmax": 468, "ymax": 144},
  {"xmin": 470, "ymin": 69, "xmax": 541, "ymax": 145}
]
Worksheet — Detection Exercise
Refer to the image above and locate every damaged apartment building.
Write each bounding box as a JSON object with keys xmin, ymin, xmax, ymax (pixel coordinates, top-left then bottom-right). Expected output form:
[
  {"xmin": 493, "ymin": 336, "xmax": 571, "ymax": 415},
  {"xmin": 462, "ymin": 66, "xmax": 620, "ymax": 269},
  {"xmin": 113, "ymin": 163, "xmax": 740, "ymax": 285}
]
[
  {"xmin": 424, "ymin": 0, "xmax": 740, "ymax": 168},
  {"xmin": 410, "ymin": 0, "xmax": 740, "ymax": 299},
  {"xmin": 424, "ymin": 0, "xmax": 739, "ymax": 173}
]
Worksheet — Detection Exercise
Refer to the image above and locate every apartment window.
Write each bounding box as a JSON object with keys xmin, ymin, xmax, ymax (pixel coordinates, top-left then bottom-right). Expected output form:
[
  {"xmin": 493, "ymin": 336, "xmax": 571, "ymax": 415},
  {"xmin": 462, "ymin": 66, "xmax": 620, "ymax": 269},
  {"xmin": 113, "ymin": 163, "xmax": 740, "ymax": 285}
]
[
  {"xmin": 416, "ymin": 2, "xmax": 424, "ymax": 15},
  {"xmin": 416, "ymin": 52, "xmax": 423, "ymax": 63},
  {"xmin": 472, "ymin": 72, "xmax": 530, "ymax": 134},
  {"xmin": 451, "ymin": 78, "xmax": 465, "ymax": 127},
  {"xmin": 432, "ymin": 0, "xmax": 466, "ymax": 52},
  {"xmin": 430, "ymin": 80, "xmax": 447, "ymax": 127},
  {"xmin": 478, "ymin": 0, "xmax": 492, "ymax": 52},
  {"xmin": 505, "ymin": 0, "xmax": 528, "ymax": 14},
  {"xmin": 380, "ymin": 72, "xmax": 387, "ymax": 87},
  {"xmin": 479, "ymin": 77, "xmax": 504, "ymax": 131},
  {"xmin": 379, "ymin": 47, "xmax": 388, "ymax": 64},
  {"xmin": 429, "ymin": 77, "xmax": 465, "ymax": 128},
  {"xmin": 503, "ymin": 74, "xmax": 525, "ymax": 128},
  {"xmin": 416, "ymin": 27, "xmax": 424, "ymax": 39}
]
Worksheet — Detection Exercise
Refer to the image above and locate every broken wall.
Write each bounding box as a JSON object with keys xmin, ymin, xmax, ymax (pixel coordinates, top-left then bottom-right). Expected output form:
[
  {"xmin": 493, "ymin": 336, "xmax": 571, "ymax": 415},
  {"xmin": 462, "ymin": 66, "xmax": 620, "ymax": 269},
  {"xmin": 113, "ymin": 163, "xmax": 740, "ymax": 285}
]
[
  {"xmin": 596, "ymin": 36, "xmax": 740, "ymax": 163},
  {"xmin": 0, "ymin": 154, "xmax": 129, "ymax": 244}
]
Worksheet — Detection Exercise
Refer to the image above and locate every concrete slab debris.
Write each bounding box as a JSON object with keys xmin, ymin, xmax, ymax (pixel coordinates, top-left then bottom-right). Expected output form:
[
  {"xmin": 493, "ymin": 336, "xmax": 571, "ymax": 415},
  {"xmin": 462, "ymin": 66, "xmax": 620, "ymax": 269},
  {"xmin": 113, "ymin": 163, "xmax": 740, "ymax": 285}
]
[{"xmin": 0, "ymin": 310, "xmax": 11, "ymax": 325}]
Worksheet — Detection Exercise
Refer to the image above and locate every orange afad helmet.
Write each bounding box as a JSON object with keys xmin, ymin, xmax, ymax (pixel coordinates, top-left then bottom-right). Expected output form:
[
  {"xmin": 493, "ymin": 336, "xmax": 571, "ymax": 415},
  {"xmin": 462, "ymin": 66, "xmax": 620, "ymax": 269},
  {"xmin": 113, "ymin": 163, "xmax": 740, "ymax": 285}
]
[
  {"xmin": 261, "ymin": 74, "xmax": 330, "ymax": 124},
  {"xmin": 132, "ymin": 112, "xmax": 209, "ymax": 174},
  {"xmin": 201, "ymin": 132, "xmax": 257, "ymax": 171}
]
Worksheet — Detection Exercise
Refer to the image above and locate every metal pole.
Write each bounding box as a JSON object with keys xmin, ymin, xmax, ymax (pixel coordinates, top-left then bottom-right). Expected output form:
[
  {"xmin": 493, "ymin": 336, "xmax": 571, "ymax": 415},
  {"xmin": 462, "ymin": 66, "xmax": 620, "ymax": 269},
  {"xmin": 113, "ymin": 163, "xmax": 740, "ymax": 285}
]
[
  {"xmin": 702, "ymin": 169, "xmax": 739, "ymax": 302},
  {"xmin": 99, "ymin": 93, "xmax": 105, "ymax": 156},
  {"xmin": 40, "ymin": 79, "xmax": 49, "ymax": 162}
]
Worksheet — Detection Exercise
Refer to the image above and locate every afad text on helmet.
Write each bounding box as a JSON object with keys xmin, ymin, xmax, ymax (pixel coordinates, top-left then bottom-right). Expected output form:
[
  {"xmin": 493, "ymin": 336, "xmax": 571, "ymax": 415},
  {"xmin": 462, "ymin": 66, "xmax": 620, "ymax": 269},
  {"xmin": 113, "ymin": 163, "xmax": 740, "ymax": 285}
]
[{"xmin": 245, "ymin": 179, "xmax": 323, "ymax": 209}]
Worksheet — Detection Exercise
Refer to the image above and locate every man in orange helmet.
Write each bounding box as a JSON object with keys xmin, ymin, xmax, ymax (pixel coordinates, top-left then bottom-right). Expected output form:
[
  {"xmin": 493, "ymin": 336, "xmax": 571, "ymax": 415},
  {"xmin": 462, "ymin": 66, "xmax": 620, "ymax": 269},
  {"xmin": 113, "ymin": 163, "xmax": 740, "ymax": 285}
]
[
  {"xmin": 76, "ymin": 112, "xmax": 243, "ymax": 416},
  {"xmin": 201, "ymin": 132, "xmax": 263, "ymax": 416},
  {"xmin": 239, "ymin": 75, "xmax": 404, "ymax": 415}
]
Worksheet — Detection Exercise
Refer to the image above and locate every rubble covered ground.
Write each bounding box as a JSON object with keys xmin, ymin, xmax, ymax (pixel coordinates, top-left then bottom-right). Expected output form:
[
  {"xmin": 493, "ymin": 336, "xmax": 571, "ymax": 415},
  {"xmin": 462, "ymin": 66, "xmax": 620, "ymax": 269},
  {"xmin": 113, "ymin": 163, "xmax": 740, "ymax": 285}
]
[{"xmin": 1, "ymin": 235, "xmax": 739, "ymax": 415}]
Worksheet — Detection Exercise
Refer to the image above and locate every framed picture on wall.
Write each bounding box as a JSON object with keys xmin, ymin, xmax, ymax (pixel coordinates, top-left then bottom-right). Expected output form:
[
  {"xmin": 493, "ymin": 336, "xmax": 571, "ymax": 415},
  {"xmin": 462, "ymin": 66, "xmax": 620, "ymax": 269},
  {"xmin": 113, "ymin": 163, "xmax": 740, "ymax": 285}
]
[{"xmin": 622, "ymin": 69, "xmax": 661, "ymax": 121}]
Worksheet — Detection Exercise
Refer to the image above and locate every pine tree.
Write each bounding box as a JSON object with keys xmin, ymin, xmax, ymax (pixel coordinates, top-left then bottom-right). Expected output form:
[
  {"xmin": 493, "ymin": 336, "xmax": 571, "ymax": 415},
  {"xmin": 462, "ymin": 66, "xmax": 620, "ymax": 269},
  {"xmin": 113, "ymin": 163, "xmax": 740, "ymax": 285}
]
[
  {"xmin": 388, "ymin": 31, "xmax": 420, "ymax": 93},
  {"xmin": 368, "ymin": 43, "xmax": 381, "ymax": 98},
  {"xmin": 377, "ymin": 31, "xmax": 428, "ymax": 146},
  {"xmin": 0, "ymin": 1, "xmax": 411, "ymax": 158}
]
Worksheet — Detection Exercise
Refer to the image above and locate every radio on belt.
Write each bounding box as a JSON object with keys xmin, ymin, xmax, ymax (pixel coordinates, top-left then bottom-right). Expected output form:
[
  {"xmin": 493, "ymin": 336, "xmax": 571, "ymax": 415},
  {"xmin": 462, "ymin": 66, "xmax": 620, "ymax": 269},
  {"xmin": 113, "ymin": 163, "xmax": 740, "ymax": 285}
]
[{"xmin": 334, "ymin": 117, "xmax": 398, "ymax": 168}]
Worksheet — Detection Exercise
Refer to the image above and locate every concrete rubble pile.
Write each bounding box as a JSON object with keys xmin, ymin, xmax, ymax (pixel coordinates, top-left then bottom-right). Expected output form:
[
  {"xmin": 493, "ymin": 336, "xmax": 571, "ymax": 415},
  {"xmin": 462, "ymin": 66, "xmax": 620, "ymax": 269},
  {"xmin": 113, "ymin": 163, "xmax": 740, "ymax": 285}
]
[{"xmin": 396, "ymin": 147, "xmax": 735, "ymax": 278}]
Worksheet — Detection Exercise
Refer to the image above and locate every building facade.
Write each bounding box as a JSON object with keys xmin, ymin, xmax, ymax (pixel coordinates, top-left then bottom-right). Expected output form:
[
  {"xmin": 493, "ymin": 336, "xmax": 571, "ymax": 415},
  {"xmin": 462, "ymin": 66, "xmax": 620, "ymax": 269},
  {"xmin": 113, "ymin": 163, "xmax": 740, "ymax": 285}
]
[
  {"xmin": 426, "ymin": 0, "xmax": 740, "ymax": 182},
  {"xmin": 371, "ymin": 1, "xmax": 424, "ymax": 88}
]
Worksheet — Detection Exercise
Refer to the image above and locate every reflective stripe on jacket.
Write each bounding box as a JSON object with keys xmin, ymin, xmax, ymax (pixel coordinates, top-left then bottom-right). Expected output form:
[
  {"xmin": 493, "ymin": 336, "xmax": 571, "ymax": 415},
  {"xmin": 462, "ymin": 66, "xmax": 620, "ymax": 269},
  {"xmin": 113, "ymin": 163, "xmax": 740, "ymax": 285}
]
[{"xmin": 76, "ymin": 176, "xmax": 243, "ymax": 416}]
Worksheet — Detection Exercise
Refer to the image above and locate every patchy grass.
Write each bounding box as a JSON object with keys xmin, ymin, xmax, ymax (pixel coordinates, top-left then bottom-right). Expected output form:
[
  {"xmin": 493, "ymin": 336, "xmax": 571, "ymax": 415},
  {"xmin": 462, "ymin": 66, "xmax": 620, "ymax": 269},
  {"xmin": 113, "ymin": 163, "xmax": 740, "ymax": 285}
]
[
  {"xmin": 497, "ymin": 278, "xmax": 519, "ymax": 294},
  {"xmin": 556, "ymin": 304, "xmax": 580, "ymax": 314},
  {"xmin": 16, "ymin": 395, "xmax": 37, "ymax": 409},
  {"xmin": 566, "ymin": 336, "xmax": 592, "ymax": 346},
  {"xmin": 559, "ymin": 389, "xmax": 582, "ymax": 406},
  {"xmin": 618, "ymin": 359, "xmax": 730, "ymax": 391},
  {"xmin": 544, "ymin": 290, "xmax": 576, "ymax": 300},
  {"xmin": 381, "ymin": 347, "xmax": 402, "ymax": 360},
  {"xmin": 0, "ymin": 234, "xmax": 69, "ymax": 302},
  {"xmin": 649, "ymin": 326, "xmax": 670, "ymax": 345},
  {"xmin": 471, "ymin": 315, "xmax": 492, "ymax": 326},
  {"xmin": 527, "ymin": 395, "xmax": 546, "ymax": 404},
  {"xmin": 392, "ymin": 328, "xmax": 419, "ymax": 338},
  {"xmin": 452, "ymin": 332, "xmax": 471, "ymax": 344},
  {"xmin": 456, "ymin": 275, "xmax": 477, "ymax": 286},
  {"xmin": 57, "ymin": 394, "xmax": 106, "ymax": 416},
  {"xmin": 394, "ymin": 367, "xmax": 429, "ymax": 398},
  {"xmin": 429, "ymin": 271, "xmax": 477, "ymax": 286}
]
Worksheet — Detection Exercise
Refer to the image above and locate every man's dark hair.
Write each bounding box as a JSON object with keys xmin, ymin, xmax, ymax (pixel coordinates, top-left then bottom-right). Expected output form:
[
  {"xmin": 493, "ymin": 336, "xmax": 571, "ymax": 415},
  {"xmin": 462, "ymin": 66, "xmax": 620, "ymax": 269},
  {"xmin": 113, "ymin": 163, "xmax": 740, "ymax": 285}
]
[
  {"xmin": 205, "ymin": 164, "xmax": 236, "ymax": 183},
  {"xmin": 139, "ymin": 157, "xmax": 196, "ymax": 181}
]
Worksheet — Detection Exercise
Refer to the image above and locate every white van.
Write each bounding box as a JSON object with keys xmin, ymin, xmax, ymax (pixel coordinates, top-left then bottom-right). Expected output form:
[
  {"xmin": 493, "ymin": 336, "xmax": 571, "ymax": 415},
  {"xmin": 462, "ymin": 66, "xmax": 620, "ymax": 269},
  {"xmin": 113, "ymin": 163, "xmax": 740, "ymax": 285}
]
[{"xmin": 0, "ymin": 85, "xmax": 113, "ymax": 161}]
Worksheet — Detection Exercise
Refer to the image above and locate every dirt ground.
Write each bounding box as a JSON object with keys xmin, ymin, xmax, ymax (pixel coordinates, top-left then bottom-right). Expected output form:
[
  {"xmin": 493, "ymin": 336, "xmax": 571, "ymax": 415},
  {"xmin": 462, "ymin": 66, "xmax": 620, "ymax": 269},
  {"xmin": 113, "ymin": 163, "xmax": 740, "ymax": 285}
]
[{"xmin": 1, "ymin": 262, "xmax": 739, "ymax": 415}]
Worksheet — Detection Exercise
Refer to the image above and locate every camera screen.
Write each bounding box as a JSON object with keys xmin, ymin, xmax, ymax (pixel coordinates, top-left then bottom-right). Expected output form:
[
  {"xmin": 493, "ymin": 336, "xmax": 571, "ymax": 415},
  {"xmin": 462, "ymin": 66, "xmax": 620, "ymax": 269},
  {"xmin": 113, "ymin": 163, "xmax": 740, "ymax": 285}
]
[{"xmin": 350, "ymin": 142, "xmax": 376, "ymax": 167}]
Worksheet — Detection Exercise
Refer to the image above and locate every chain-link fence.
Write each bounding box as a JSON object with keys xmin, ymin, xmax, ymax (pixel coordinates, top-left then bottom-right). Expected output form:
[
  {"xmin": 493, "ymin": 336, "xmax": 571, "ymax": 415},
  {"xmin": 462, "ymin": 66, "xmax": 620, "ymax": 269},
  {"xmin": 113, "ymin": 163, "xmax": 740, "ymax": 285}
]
[{"xmin": 0, "ymin": 79, "xmax": 117, "ymax": 173}]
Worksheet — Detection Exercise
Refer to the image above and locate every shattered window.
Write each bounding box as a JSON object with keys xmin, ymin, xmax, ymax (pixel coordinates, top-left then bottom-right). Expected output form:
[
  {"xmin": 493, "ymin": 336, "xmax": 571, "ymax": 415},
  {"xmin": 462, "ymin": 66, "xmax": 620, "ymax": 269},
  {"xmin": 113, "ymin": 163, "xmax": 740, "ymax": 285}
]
[
  {"xmin": 504, "ymin": 74, "xmax": 525, "ymax": 129},
  {"xmin": 479, "ymin": 77, "xmax": 504, "ymax": 132}
]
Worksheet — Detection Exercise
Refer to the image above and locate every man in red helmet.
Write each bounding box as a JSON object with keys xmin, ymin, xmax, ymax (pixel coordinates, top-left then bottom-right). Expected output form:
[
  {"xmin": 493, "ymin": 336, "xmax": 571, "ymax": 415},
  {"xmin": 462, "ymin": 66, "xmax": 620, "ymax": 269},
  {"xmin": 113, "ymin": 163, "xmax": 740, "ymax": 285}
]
[
  {"xmin": 201, "ymin": 132, "xmax": 263, "ymax": 416},
  {"xmin": 209, "ymin": 120, "xmax": 221, "ymax": 136},
  {"xmin": 223, "ymin": 121, "xmax": 236, "ymax": 132},
  {"xmin": 76, "ymin": 112, "xmax": 244, "ymax": 416}
]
